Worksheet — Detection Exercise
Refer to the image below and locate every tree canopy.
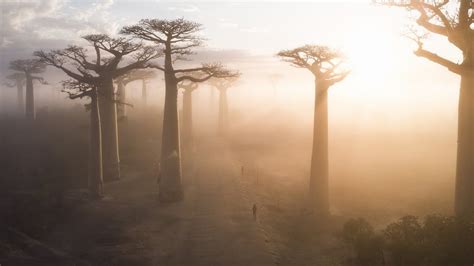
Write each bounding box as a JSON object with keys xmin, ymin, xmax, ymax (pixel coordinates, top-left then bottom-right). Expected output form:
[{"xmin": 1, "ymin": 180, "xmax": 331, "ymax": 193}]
[
  {"xmin": 374, "ymin": 0, "xmax": 474, "ymax": 75},
  {"xmin": 277, "ymin": 45, "xmax": 350, "ymax": 86},
  {"xmin": 34, "ymin": 34, "xmax": 161, "ymax": 85}
]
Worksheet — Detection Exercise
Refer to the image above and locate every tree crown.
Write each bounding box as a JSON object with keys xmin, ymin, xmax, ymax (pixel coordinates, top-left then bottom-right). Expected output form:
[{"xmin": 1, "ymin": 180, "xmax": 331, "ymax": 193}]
[
  {"xmin": 34, "ymin": 34, "xmax": 161, "ymax": 84},
  {"xmin": 10, "ymin": 59, "xmax": 46, "ymax": 74},
  {"xmin": 374, "ymin": 0, "xmax": 474, "ymax": 73},
  {"xmin": 121, "ymin": 18, "xmax": 203, "ymax": 61},
  {"xmin": 116, "ymin": 69, "xmax": 157, "ymax": 85},
  {"xmin": 208, "ymin": 75, "xmax": 241, "ymax": 90},
  {"xmin": 277, "ymin": 45, "xmax": 350, "ymax": 85}
]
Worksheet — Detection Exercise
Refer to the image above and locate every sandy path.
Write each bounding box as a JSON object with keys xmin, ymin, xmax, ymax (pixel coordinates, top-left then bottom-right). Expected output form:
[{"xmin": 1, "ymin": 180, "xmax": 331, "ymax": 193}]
[
  {"xmin": 168, "ymin": 144, "xmax": 275, "ymax": 266},
  {"xmin": 43, "ymin": 140, "xmax": 275, "ymax": 266}
]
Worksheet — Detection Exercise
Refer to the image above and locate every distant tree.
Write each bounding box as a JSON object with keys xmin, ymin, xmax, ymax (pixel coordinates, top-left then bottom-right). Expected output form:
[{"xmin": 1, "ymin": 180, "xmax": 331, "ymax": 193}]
[
  {"xmin": 278, "ymin": 45, "xmax": 349, "ymax": 215},
  {"xmin": 5, "ymin": 73, "xmax": 26, "ymax": 114},
  {"xmin": 208, "ymin": 76, "xmax": 240, "ymax": 137},
  {"xmin": 268, "ymin": 72, "xmax": 283, "ymax": 99},
  {"xmin": 375, "ymin": 0, "xmax": 474, "ymax": 217},
  {"xmin": 115, "ymin": 69, "xmax": 156, "ymax": 119},
  {"xmin": 35, "ymin": 34, "xmax": 160, "ymax": 182},
  {"xmin": 121, "ymin": 18, "xmax": 238, "ymax": 202},
  {"xmin": 62, "ymin": 80, "xmax": 103, "ymax": 197},
  {"xmin": 178, "ymin": 80, "xmax": 199, "ymax": 149},
  {"xmin": 139, "ymin": 71, "xmax": 157, "ymax": 104},
  {"xmin": 9, "ymin": 59, "xmax": 46, "ymax": 120}
]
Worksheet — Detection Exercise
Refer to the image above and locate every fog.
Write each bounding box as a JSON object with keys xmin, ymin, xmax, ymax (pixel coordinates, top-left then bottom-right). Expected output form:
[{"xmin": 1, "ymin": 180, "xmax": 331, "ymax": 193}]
[{"xmin": 1, "ymin": 0, "xmax": 473, "ymax": 265}]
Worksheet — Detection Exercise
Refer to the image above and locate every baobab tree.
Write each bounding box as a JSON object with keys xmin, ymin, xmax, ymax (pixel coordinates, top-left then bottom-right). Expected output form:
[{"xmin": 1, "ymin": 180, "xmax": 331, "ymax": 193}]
[
  {"xmin": 5, "ymin": 73, "xmax": 26, "ymax": 114},
  {"xmin": 376, "ymin": 0, "xmax": 474, "ymax": 216},
  {"xmin": 121, "ymin": 18, "xmax": 238, "ymax": 202},
  {"xmin": 115, "ymin": 69, "xmax": 156, "ymax": 119},
  {"xmin": 139, "ymin": 70, "xmax": 156, "ymax": 104},
  {"xmin": 209, "ymin": 76, "xmax": 240, "ymax": 137},
  {"xmin": 62, "ymin": 80, "xmax": 103, "ymax": 198},
  {"xmin": 9, "ymin": 59, "xmax": 46, "ymax": 120},
  {"xmin": 268, "ymin": 72, "xmax": 283, "ymax": 100},
  {"xmin": 178, "ymin": 80, "xmax": 199, "ymax": 149},
  {"xmin": 278, "ymin": 45, "xmax": 350, "ymax": 215},
  {"xmin": 35, "ymin": 34, "xmax": 160, "ymax": 182}
]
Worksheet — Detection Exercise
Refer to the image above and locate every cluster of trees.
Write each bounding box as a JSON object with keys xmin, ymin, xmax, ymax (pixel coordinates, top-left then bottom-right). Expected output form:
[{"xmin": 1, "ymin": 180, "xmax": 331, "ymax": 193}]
[
  {"xmin": 4, "ymin": 19, "xmax": 238, "ymax": 201},
  {"xmin": 274, "ymin": 0, "xmax": 474, "ymax": 218},
  {"xmin": 2, "ymin": 0, "xmax": 473, "ymax": 218},
  {"xmin": 6, "ymin": 59, "xmax": 47, "ymax": 120},
  {"xmin": 342, "ymin": 215, "xmax": 474, "ymax": 265}
]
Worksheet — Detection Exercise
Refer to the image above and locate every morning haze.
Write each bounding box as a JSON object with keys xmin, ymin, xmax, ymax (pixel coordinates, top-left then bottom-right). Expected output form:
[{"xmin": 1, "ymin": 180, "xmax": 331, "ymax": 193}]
[{"xmin": 0, "ymin": 0, "xmax": 472, "ymax": 265}]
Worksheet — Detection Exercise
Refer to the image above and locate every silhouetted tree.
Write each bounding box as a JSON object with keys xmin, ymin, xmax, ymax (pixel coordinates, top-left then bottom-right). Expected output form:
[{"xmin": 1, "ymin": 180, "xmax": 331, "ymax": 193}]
[
  {"xmin": 5, "ymin": 73, "xmax": 26, "ymax": 114},
  {"xmin": 115, "ymin": 69, "xmax": 156, "ymax": 119},
  {"xmin": 140, "ymin": 71, "xmax": 156, "ymax": 104},
  {"xmin": 268, "ymin": 72, "xmax": 283, "ymax": 99},
  {"xmin": 209, "ymin": 76, "xmax": 240, "ymax": 137},
  {"xmin": 9, "ymin": 59, "xmax": 46, "ymax": 120},
  {"xmin": 278, "ymin": 45, "xmax": 349, "ymax": 215},
  {"xmin": 63, "ymin": 80, "xmax": 103, "ymax": 197},
  {"xmin": 35, "ymin": 34, "xmax": 160, "ymax": 182},
  {"xmin": 121, "ymin": 18, "xmax": 237, "ymax": 202},
  {"xmin": 376, "ymin": 0, "xmax": 474, "ymax": 217},
  {"xmin": 178, "ymin": 80, "xmax": 199, "ymax": 149}
]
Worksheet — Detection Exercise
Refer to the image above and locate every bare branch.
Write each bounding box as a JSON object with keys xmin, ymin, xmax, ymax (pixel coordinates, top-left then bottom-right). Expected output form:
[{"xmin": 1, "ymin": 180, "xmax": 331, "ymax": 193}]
[
  {"xmin": 176, "ymin": 63, "xmax": 239, "ymax": 83},
  {"xmin": 414, "ymin": 47, "xmax": 464, "ymax": 74},
  {"xmin": 277, "ymin": 45, "xmax": 349, "ymax": 82}
]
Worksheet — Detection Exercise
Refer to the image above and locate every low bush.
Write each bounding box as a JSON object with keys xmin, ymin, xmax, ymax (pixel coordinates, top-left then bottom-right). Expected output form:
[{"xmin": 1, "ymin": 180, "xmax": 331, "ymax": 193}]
[{"xmin": 342, "ymin": 215, "xmax": 474, "ymax": 265}]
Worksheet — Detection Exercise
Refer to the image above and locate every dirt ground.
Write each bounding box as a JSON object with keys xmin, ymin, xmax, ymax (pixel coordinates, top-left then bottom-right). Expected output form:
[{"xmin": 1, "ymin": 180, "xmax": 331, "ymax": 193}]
[
  {"xmin": 1, "ymin": 135, "xmax": 354, "ymax": 266},
  {"xmin": 3, "ymin": 138, "xmax": 276, "ymax": 265}
]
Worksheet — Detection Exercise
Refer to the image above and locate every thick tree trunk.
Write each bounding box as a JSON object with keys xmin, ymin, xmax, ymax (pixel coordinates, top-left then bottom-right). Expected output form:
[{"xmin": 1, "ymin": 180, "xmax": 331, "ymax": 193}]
[
  {"xmin": 309, "ymin": 80, "xmax": 329, "ymax": 215},
  {"xmin": 159, "ymin": 46, "xmax": 183, "ymax": 202},
  {"xmin": 117, "ymin": 81, "xmax": 127, "ymax": 119},
  {"xmin": 99, "ymin": 78, "xmax": 121, "ymax": 181},
  {"xmin": 25, "ymin": 74, "xmax": 34, "ymax": 120},
  {"xmin": 89, "ymin": 90, "xmax": 103, "ymax": 198},
  {"xmin": 16, "ymin": 80, "xmax": 24, "ymax": 115},
  {"xmin": 142, "ymin": 80, "xmax": 147, "ymax": 104},
  {"xmin": 217, "ymin": 88, "xmax": 228, "ymax": 136},
  {"xmin": 455, "ymin": 72, "xmax": 474, "ymax": 216},
  {"xmin": 182, "ymin": 90, "xmax": 193, "ymax": 149}
]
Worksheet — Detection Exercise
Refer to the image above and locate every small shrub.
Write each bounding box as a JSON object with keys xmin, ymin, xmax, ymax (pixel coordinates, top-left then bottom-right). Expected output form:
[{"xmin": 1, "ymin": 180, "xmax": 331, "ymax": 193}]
[
  {"xmin": 343, "ymin": 215, "xmax": 474, "ymax": 266},
  {"xmin": 342, "ymin": 218, "xmax": 384, "ymax": 265}
]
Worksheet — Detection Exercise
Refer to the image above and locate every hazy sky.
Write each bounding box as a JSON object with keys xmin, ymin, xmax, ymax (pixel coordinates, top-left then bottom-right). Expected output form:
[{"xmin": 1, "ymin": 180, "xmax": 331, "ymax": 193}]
[{"xmin": 0, "ymin": 0, "xmax": 463, "ymax": 132}]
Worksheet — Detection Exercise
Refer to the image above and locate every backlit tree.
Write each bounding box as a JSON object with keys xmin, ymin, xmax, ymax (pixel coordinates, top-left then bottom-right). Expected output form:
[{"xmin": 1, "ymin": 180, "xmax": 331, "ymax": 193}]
[{"xmin": 278, "ymin": 45, "xmax": 350, "ymax": 215}]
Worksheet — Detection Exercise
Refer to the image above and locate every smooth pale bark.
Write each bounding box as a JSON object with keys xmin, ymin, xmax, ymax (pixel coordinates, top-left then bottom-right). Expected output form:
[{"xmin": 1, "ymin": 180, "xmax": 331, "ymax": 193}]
[
  {"xmin": 25, "ymin": 74, "xmax": 35, "ymax": 120},
  {"xmin": 455, "ymin": 73, "xmax": 474, "ymax": 216},
  {"xmin": 142, "ymin": 80, "xmax": 147, "ymax": 103},
  {"xmin": 182, "ymin": 89, "xmax": 193, "ymax": 149},
  {"xmin": 117, "ymin": 81, "xmax": 127, "ymax": 118},
  {"xmin": 16, "ymin": 80, "xmax": 24, "ymax": 114},
  {"xmin": 159, "ymin": 42, "xmax": 183, "ymax": 202},
  {"xmin": 89, "ymin": 90, "xmax": 103, "ymax": 197},
  {"xmin": 217, "ymin": 88, "xmax": 228, "ymax": 136},
  {"xmin": 99, "ymin": 78, "xmax": 121, "ymax": 181},
  {"xmin": 309, "ymin": 80, "xmax": 329, "ymax": 215}
]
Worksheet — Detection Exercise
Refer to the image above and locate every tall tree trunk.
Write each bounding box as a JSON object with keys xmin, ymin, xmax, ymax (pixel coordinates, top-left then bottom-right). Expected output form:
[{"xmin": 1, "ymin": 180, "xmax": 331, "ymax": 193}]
[
  {"xmin": 159, "ymin": 45, "xmax": 183, "ymax": 202},
  {"xmin": 455, "ymin": 72, "xmax": 474, "ymax": 216},
  {"xmin": 89, "ymin": 90, "xmax": 103, "ymax": 198},
  {"xmin": 25, "ymin": 74, "xmax": 34, "ymax": 120},
  {"xmin": 217, "ymin": 88, "xmax": 228, "ymax": 136},
  {"xmin": 309, "ymin": 80, "xmax": 329, "ymax": 215},
  {"xmin": 142, "ymin": 80, "xmax": 147, "ymax": 104},
  {"xmin": 117, "ymin": 81, "xmax": 127, "ymax": 119},
  {"xmin": 182, "ymin": 89, "xmax": 193, "ymax": 149},
  {"xmin": 99, "ymin": 78, "xmax": 121, "ymax": 181},
  {"xmin": 16, "ymin": 80, "xmax": 24, "ymax": 115}
]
